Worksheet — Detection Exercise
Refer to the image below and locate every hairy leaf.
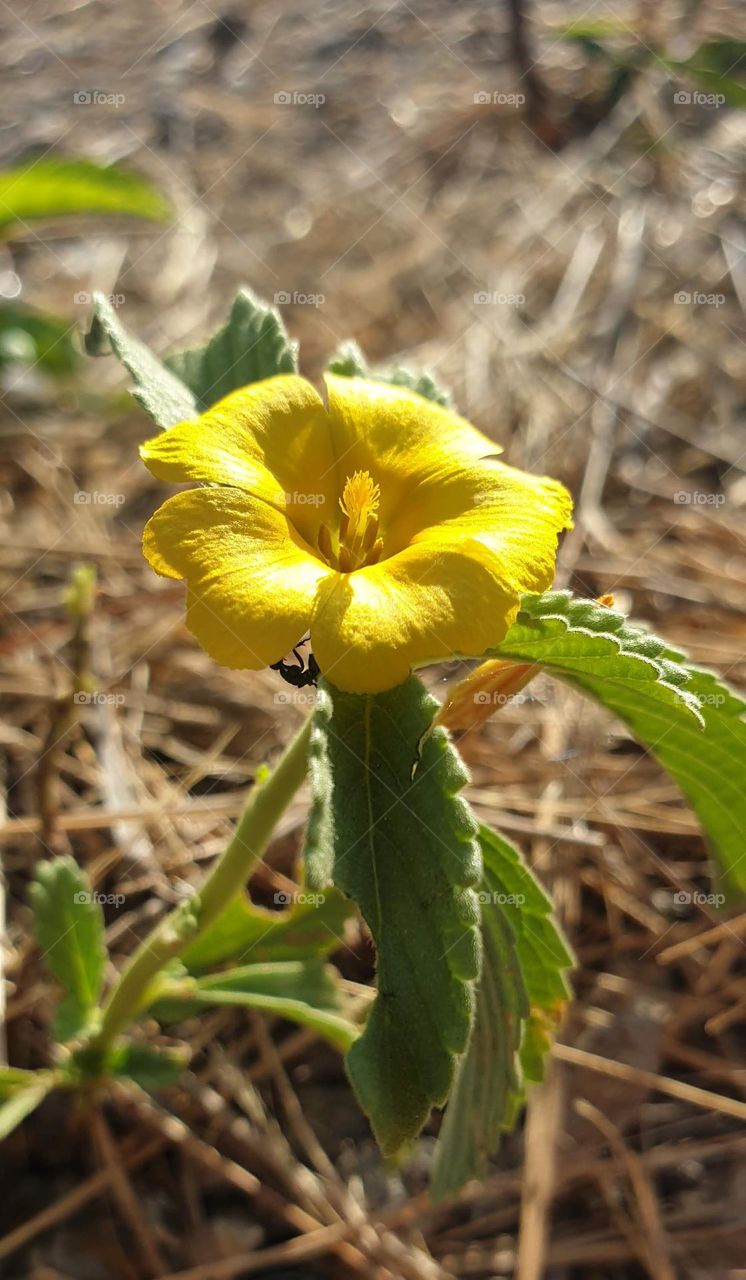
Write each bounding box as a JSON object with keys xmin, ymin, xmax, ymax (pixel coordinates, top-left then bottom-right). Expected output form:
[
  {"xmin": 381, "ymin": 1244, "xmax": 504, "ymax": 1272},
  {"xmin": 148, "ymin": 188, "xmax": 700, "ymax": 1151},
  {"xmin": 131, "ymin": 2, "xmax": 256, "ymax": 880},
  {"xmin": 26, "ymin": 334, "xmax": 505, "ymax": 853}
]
[
  {"xmin": 305, "ymin": 676, "xmax": 481, "ymax": 1155},
  {"xmin": 432, "ymin": 826, "xmax": 572, "ymax": 1198},
  {"xmin": 156, "ymin": 960, "xmax": 357, "ymax": 1050},
  {"xmin": 30, "ymin": 857, "xmax": 106, "ymax": 1042},
  {"xmin": 325, "ymin": 342, "xmax": 451, "ymax": 405},
  {"xmin": 182, "ymin": 888, "xmax": 354, "ymax": 971},
  {"xmin": 165, "ymin": 288, "xmax": 298, "ymax": 410},
  {"xmin": 491, "ymin": 593, "xmax": 746, "ymax": 892},
  {"xmin": 86, "ymin": 293, "xmax": 198, "ymax": 429}
]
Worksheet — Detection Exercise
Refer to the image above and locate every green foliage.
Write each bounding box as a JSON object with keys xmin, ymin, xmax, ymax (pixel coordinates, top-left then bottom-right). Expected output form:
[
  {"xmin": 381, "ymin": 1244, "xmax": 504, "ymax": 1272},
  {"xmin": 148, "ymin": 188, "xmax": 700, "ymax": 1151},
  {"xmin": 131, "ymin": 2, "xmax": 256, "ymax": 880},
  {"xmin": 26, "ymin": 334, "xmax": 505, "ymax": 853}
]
[
  {"xmin": 67, "ymin": 1042, "xmax": 187, "ymax": 1089},
  {"xmin": 0, "ymin": 158, "xmax": 170, "ymax": 232},
  {"xmin": 182, "ymin": 887, "xmax": 354, "ymax": 971},
  {"xmin": 383, "ymin": 366, "xmax": 451, "ymax": 406},
  {"xmin": 326, "ymin": 340, "xmax": 368, "ymax": 377},
  {"xmin": 86, "ymin": 293, "xmax": 198, "ymax": 429},
  {"xmin": 0, "ymin": 1067, "xmax": 49, "ymax": 1102},
  {"xmin": 30, "ymin": 856, "xmax": 106, "ymax": 1042},
  {"xmin": 165, "ymin": 288, "xmax": 298, "ymax": 410},
  {"xmin": 0, "ymin": 1077, "xmax": 53, "ymax": 1141},
  {"xmin": 491, "ymin": 592, "xmax": 746, "ymax": 893},
  {"xmin": 431, "ymin": 826, "xmax": 572, "ymax": 1199},
  {"xmin": 155, "ymin": 960, "xmax": 358, "ymax": 1051},
  {"xmin": 0, "ymin": 304, "xmax": 77, "ymax": 375},
  {"xmin": 665, "ymin": 40, "xmax": 746, "ymax": 110},
  {"xmin": 325, "ymin": 341, "xmax": 451, "ymax": 405},
  {"xmin": 305, "ymin": 676, "xmax": 482, "ymax": 1156}
]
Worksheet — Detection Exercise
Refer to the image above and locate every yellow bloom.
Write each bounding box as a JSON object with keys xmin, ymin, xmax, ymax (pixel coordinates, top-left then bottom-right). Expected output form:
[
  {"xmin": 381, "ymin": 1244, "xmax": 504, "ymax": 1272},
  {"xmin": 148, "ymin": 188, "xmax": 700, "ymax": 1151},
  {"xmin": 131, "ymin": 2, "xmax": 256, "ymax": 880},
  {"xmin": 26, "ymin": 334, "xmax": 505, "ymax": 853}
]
[{"xmin": 140, "ymin": 374, "xmax": 572, "ymax": 694}]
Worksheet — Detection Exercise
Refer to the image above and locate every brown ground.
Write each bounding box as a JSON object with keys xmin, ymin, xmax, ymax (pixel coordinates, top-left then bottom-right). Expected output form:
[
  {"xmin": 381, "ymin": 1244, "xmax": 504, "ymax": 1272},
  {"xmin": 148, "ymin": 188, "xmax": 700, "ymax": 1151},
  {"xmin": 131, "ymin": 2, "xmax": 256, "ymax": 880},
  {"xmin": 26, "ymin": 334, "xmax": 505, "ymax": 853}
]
[{"xmin": 1, "ymin": 1, "xmax": 746, "ymax": 1277}]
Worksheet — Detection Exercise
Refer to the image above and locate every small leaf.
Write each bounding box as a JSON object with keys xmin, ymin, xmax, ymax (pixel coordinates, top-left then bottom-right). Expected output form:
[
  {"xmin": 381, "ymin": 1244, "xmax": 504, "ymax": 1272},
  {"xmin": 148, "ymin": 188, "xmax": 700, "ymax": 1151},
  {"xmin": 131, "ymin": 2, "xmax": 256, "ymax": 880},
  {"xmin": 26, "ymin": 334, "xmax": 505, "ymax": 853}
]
[
  {"xmin": 165, "ymin": 288, "xmax": 298, "ymax": 410},
  {"xmin": 30, "ymin": 856, "xmax": 106, "ymax": 1042},
  {"xmin": 325, "ymin": 340, "xmax": 368, "ymax": 377},
  {"xmin": 182, "ymin": 888, "xmax": 354, "ymax": 971},
  {"xmin": 431, "ymin": 826, "xmax": 572, "ymax": 1199},
  {"xmin": 0, "ymin": 1080, "xmax": 52, "ymax": 1141},
  {"xmin": 491, "ymin": 592, "xmax": 746, "ymax": 893},
  {"xmin": 86, "ymin": 293, "xmax": 198, "ymax": 429},
  {"xmin": 0, "ymin": 159, "xmax": 170, "ymax": 232},
  {"xmin": 108, "ymin": 1044, "xmax": 187, "ymax": 1089},
  {"xmin": 156, "ymin": 960, "xmax": 358, "ymax": 1051},
  {"xmin": 325, "ymin": 341, "xmax": 452, "ymax": 406},
  {"xmin": 665, "ymin": 40, "xmax": 746, "ymax": 110},
  {"xmin": 0, "ymin": 1067, "xmax": 48, "ymax": 1102},
  {"xmin": 305, "ymin": 676, "xmax": 481, "ymax": 1156},
  {"xmin": 383, "ymin": 366, "xmax": 452, "ymax": 407}
]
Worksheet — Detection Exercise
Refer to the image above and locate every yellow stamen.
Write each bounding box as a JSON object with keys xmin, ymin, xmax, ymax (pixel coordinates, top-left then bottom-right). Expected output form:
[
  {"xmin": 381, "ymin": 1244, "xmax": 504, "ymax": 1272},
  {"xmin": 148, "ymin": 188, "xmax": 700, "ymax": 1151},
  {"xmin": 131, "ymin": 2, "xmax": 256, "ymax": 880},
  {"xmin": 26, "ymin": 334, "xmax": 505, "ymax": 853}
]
[{"xmin": 330, "ymin": 470, "xmax": 382, "ymax": 572}]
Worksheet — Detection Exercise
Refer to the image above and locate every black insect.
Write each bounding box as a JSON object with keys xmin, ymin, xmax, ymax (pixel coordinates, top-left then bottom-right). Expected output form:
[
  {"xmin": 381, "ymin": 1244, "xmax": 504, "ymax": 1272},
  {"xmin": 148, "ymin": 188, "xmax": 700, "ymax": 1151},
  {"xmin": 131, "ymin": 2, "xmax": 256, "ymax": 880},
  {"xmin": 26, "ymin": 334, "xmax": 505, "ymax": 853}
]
[{"xmin": 270, "ymin": 640, "xmax": 320, "ymax": 689}]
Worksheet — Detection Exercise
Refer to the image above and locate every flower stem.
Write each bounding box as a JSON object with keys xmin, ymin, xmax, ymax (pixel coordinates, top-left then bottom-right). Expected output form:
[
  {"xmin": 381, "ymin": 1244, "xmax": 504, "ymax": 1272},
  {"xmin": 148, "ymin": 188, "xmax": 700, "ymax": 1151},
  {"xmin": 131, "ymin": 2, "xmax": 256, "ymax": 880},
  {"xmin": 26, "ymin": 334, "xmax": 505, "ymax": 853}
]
[{"xmin": 92, "ymin": 716, "xmax": 312, "ymax": 1054}]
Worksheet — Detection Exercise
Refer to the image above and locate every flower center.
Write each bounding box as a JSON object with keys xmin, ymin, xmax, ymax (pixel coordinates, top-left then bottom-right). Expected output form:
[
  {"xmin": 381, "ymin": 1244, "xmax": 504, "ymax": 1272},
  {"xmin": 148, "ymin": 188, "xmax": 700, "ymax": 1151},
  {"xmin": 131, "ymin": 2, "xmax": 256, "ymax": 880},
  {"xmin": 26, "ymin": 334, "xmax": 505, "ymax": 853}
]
[{"xmin": 317, "ymin": 470, "xmax": 384, "ymax": 572}]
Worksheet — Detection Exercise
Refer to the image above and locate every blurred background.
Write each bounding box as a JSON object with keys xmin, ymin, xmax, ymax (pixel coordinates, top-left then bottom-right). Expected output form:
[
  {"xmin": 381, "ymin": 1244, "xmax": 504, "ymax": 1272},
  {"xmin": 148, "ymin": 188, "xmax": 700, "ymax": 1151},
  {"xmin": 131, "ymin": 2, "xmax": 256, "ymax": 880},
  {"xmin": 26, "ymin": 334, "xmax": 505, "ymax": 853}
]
[{"xmin": 1, "ymin": 2, "xmax": 745, "ymax": 1277}]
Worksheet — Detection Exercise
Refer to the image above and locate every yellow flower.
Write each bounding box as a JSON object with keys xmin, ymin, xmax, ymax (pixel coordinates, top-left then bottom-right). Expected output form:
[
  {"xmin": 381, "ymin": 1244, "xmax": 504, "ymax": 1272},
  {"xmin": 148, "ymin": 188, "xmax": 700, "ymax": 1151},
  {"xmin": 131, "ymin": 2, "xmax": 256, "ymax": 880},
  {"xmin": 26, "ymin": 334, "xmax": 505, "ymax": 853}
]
[{"xmin": 140, "ymin": 374, "xmax": 572, "ymax": 694}]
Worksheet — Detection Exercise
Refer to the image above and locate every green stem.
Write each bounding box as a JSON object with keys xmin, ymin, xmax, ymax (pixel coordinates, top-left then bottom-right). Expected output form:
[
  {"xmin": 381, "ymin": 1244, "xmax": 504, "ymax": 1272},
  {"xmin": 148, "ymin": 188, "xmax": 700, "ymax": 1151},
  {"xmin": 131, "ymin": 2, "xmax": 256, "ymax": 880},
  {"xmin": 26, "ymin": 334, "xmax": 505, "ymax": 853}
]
[{"xmin": 93, "ymin": 716, "xmax": 312, "ymax": 1053}]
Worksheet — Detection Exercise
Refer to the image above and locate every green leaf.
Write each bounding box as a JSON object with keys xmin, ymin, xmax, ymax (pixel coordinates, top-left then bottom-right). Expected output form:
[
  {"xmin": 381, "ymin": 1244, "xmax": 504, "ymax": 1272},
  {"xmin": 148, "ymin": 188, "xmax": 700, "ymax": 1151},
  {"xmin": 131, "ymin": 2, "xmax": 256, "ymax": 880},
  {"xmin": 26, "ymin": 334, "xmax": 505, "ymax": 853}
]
[
  {"xmin": 30, "ymin": 856, "xmax": 106, "ymax": 1042},
  {"xmin": 107, "ymin": 1044, "xmax": 187, "ymax": 1089},
  {"xmin": 86, "ymin": 293, "xmax": 198, "ymax": 429},
  {"xmin": 182, "ymin": 887, "xmax": 354, "ymax": 971},
  {"xmin": 326, "ymin": 340, "xmax": 368, "ymax": 377},
  {"xmin": 305, "ymin": 676, "xmax": 482, "ymax": 1156},
  {"xmin": 0, "ymin": 1079, "xmax": 53, "ymax": 1141},
  {"xmin": 480, "ymin": 826, "xmax": 573, "ymax": 1011},
  {"xmin": 431, "ymin": 826, "xmax": 572, "ymax": 1199},
  {"xmin": 0, "ymin": 304, "xmax": 77, "ymax": 375},
  {"xmin": 155, "ymin": 960, "xmax": 358, "ymax": 1051},
  {"xmin": 665, "ymin": 40, "xmax": 746, "ymax": 110},
  {"xmin": 0, "ymin": 1067, "xmax": 49, "ymax": 1102},
  {"xmin": 0, "ymin": 159, "xmax": 170, "ymax": 232},
  {"xmin": 383, "ymin": 366, "xmax": 452, "ymax": 407},
  {"xmin": 491, "ymin": 593, "xmax": 746, "ymax": 893},
  {"xmin": 325, "ymin": 341, "xmax": 452, "ymax": 406},
  {"xmin": 165, "ymin": 288, "xmax": 298, "ymax": 410},
  {"xmin": 66, "ymin": 1041, "xmax": 187, "ymax": 1089}
]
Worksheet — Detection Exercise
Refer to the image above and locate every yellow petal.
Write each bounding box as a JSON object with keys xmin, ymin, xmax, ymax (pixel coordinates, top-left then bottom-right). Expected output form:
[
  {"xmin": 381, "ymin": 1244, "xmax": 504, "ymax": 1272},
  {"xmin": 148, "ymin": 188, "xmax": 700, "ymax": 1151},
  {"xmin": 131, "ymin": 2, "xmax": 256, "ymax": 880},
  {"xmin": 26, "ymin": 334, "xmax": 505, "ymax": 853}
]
[
  {"xmin": 143, "ymin": 488, "xmax": 332, "ymax": 669},
  {"xmin": 140, "ymin": 375, "xmax": 339, "ymax": 542},
  {"xmin": 323, "ymin": 374, "xmax": 499, "ymax": 539},
  {"xmin": 310, "ymin": 539, "xmax": 521, "ymax": 694},
  {"xmin": 407, "ymin": 458, "xmax": 573, "ymax": 595}
]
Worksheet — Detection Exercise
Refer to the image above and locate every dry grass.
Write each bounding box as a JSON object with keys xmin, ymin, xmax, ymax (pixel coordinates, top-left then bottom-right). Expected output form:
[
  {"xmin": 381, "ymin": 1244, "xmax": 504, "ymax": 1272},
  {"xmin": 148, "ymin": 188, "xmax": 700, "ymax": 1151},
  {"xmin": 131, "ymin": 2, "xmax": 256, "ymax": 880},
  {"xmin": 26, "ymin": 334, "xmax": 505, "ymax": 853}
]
[{"xmin": 1, "ymin": 1, "xmax": 745, "ymax": 1276}]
